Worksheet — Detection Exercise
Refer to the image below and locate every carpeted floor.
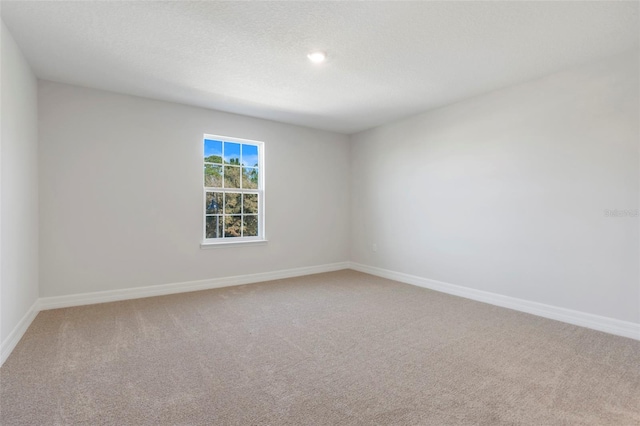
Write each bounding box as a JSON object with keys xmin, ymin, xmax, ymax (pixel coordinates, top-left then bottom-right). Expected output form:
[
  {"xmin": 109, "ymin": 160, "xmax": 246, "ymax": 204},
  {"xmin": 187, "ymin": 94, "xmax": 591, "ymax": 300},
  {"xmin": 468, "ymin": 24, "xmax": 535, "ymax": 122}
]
[{"xmin": 1, "ymin": 270, "xmax": 639, "ymax": 425}]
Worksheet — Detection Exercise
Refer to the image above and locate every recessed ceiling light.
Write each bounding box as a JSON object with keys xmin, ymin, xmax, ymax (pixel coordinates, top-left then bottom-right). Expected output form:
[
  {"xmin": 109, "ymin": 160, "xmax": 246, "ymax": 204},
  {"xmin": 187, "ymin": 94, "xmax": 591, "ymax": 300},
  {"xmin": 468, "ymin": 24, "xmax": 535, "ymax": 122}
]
[{"xmin": 307, "ymin": 51, "xmax": 326, "ymax": 64}]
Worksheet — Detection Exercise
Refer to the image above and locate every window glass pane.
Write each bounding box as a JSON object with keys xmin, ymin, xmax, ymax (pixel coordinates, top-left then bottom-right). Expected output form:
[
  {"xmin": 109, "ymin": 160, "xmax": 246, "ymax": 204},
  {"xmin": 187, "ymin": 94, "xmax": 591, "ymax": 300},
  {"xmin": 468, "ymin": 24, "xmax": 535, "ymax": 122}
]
[
  {"xmin": 224, "ymin": 215, "xmax": 242, "ymax": 237},
  {"xmin": 204, "ymin": 140, "xmax": 223, "ymax": 164},
  {"xmin": 243, "ymin": 215, "xmax": 258, "ymax": 237},
  {"xmin": 224, "ymin": 142, "xmax": 240, "ymax": 165},
  {"xmin": 204, "ymin": 164, "xmax": 223, "ymax": 187},
  {"xmin": 206, "ymin": 216, "xmax": 223, "ymax": 239},
  {"xmin": 224, "ymin": 165, "xmax": 240, "ymax": 188},
  {"xmin": 242, "ymin": 167, "xmax": 258, "ymax": 189},
  {"xmin": 203, "ymin": 137, "xmax": 263, "ymax": 243},
  {"xmin": 243, "ymin": 193, "xmax": 258, "ymax": 214},
  {"xmin": 205, "ymin": 192, "xmax": 223, "ymax": 214},
  {"xmin": 224, "ymin": 192, "xmax": 241, "ymax": 214},
  {"xmin": 241, "ymin": 144, "xmax": 259, "ymax": 167}
]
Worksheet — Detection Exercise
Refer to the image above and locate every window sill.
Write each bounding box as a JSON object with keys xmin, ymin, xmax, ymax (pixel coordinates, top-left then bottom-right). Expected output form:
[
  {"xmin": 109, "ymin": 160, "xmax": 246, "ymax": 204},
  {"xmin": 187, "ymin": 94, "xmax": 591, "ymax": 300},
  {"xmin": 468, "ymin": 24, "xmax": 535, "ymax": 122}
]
[{"xmin": 200, "ymin": 239, "xmax": 268, "ymax": 249}]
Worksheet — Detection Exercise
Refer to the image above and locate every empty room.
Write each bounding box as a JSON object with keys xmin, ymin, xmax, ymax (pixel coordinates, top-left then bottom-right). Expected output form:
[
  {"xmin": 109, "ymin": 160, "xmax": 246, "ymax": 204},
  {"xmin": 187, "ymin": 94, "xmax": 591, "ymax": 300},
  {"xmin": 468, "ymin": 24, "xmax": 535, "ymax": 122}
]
[{"xmin": 1, "ymin": 1, "xmax": 639, "ymax": 424}]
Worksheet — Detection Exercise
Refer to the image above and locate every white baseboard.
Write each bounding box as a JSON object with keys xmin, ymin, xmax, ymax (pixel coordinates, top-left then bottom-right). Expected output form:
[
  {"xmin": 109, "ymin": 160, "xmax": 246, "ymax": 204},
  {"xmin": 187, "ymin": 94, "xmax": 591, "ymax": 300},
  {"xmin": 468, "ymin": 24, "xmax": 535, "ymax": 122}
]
[
  {"xmin": 349, "ymin": 262, "xmax": 640, "ymax": 341},
  {"xmin": 38, "ymin": 262, "xmax": 351, "ymax": 311},
  {"xmin": 0, "ymin": 262, "xmax": 349, "ymax": 367},
  {"xmin": 3, "ymin": 260, "xmax": 637, "ymax": 368},
  {"xmin": 1, "ymin": 299, "xmax": 40, "ymax": 366}
]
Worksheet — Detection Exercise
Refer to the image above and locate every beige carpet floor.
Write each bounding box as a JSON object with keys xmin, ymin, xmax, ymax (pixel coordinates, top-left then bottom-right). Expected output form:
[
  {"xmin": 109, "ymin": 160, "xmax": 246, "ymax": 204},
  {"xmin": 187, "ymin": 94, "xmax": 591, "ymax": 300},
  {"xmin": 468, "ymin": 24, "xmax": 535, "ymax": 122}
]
[{"xmin": 1, "ymin": 270, "xmax": 639, "ymax": 425}]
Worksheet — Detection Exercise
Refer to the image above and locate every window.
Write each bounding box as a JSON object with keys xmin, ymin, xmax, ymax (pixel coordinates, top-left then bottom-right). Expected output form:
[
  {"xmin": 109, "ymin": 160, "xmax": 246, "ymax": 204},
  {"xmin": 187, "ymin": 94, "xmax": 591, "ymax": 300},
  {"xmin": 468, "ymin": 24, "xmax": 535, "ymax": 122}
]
[{"xmin": 203, "ymin": 134, "xmax": 264, "ymax": 245}]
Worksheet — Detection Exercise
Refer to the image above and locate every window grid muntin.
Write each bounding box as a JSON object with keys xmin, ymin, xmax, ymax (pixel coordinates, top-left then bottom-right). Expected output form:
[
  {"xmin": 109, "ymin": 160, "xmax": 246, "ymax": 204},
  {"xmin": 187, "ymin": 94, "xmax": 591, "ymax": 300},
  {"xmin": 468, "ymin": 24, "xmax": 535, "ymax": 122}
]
[
  {"xmin": 205, "ymin": 191, "xmax": 260, "ymax": 238},
  {"xmin": 203, "ymin": 135, "xmax": 264, "ymax": 242}
]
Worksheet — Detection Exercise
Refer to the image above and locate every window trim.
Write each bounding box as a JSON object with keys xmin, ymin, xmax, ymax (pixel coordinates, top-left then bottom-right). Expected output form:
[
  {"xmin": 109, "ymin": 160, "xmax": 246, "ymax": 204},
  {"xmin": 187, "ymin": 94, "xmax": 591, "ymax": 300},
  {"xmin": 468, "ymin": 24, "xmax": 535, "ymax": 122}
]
[{"xmin": 201, "ymin": 134, "xmax": 266, "ymax": 247}]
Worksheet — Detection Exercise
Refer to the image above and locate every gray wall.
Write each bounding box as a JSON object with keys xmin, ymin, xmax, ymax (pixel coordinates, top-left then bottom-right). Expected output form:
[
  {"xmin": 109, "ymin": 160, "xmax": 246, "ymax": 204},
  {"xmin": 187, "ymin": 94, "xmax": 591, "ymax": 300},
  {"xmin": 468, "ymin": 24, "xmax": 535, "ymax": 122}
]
[
  {"xmin": 0, "ymin": 21, "xmax": 39, "ymax": 344},
  {"xmin": 8, "ymin": 34, "xmax": 639, "ymax": 341},
  {"xmin": 350, "ymin": 51, "xmax": 639, "ymax": 323},
  {"xmin": 38, "ymin": 81, "xmax": 350, "ymax": 297}
]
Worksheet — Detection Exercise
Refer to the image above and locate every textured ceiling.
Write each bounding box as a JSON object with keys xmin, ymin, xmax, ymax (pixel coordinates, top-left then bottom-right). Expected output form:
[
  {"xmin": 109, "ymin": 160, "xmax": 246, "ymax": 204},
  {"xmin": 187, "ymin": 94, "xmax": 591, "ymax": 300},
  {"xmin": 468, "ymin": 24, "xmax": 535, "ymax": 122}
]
[{"xmin": 1, "ymin": 1, "xmax": 638, "ymax": 134}]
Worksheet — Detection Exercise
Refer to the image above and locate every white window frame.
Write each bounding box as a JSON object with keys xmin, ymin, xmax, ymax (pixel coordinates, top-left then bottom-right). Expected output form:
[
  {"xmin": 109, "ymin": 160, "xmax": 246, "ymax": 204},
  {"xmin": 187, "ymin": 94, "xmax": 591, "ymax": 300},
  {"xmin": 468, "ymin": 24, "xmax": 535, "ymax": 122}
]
[{"xmin": 201, "ymin": 134, "xmax": 266, "ymax": 248}]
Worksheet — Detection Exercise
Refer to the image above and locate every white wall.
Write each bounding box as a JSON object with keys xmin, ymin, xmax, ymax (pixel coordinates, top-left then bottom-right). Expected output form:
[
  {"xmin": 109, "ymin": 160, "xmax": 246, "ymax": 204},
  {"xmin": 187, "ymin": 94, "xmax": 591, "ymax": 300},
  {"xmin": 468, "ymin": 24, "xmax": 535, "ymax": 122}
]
[
  {"xmin": 0, "ymin": 21, "xmax": 39, "ymax": 344},
  {"xmin": 38, "ymin": 81, "xmax": 350, "ymax": 297},
  {"xmin": 350, "ymin": 51, "xmax": 639, "ymax": 324}
]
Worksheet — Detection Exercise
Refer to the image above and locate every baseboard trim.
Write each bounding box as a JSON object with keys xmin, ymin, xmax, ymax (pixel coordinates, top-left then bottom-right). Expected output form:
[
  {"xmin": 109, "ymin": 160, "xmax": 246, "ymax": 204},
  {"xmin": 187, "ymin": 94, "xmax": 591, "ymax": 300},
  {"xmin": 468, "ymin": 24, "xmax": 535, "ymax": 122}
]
[
  {"xmin": 1, "ymin": 262, "xmax": 349, "ymax": 367},
  {"xmin": 349, "ymin": 262, "xmax": 640, "ymax": 341},
  {"xmin": 38, "ymin": 262, "xmax": 351, "ymax": 311},
  {"xmin": 4, "ymin": 260, "xmax": 637, "ymax": 368},
  {"xmin": 1, "ymin": 299, "xmax": 40, "ymax": 366}
]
